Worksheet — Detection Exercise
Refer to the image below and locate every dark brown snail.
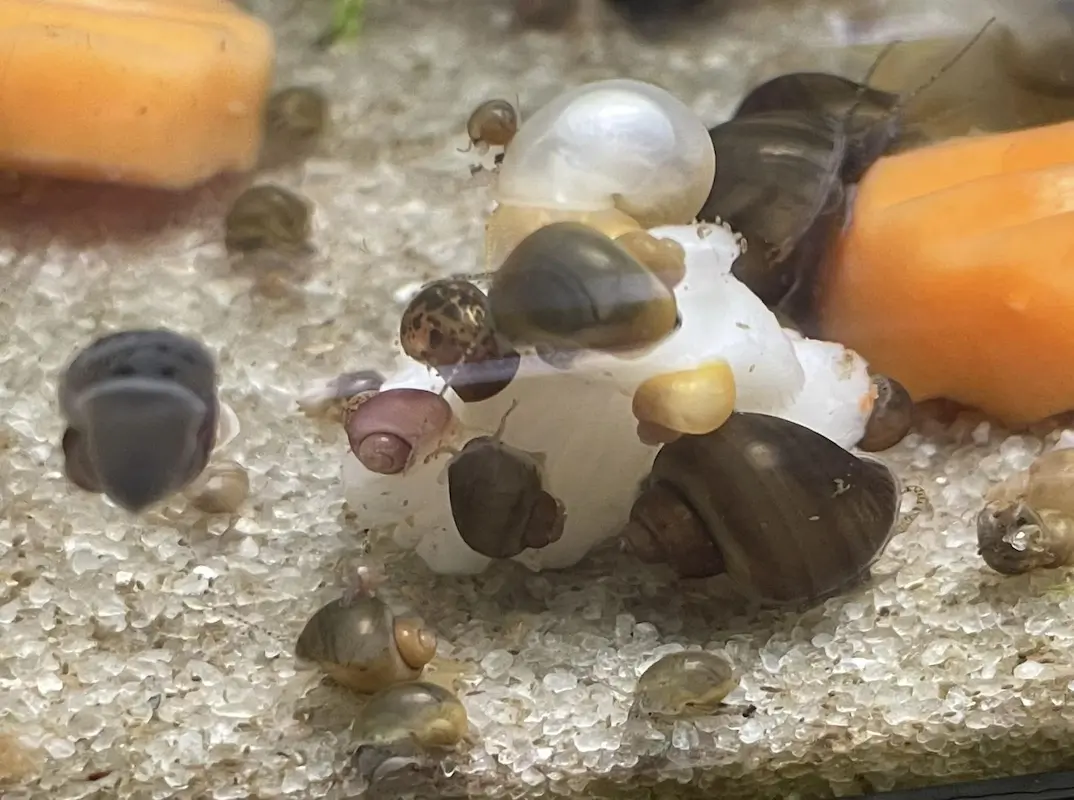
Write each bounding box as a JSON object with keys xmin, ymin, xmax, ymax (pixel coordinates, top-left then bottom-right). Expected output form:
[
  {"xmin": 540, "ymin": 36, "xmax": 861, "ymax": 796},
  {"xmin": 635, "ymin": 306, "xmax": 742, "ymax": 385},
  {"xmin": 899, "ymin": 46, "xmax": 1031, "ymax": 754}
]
[
  {"xmin": 352, "ymin": 681, "xmax": 470, "ymax": 748},
  {"xmin": 465, "ymin": 99, "xmax": 519, "ymax": 153},
  {"xmin": 295, "ymin": 593, "xmax": 437, "ymax": 693},
  {"xmin": 630, "ymin": 651, "xmax": 738, "ymax": 720},
  {"xmin": 622, "ymin": 411, "xmax": 908, "ymax": 606},
  {"xmin": 487, "ymin": 221, "xmax": 680, "ymax": 358},
  {"xmin": 978, "ymin": 448, "xmax": 1074, "ymax": 575},
  {"xmin": 445, "ymin": 401, "xmax": 566, "ymax": 559},
  {"xmin": 399, "ymin": 279, "xmax": 519, "ymax": 403},
  {"xmin": 261, "ymin": 86, "xmax": 329, "ymax": 169},
  {"xmin": 858, "ymin": 374, "xmax": 913, "ymax": 452},
  {"xmin": 345, "ymin": 388, "xmax": 453, "ymax": 475},
  {"xmin": 224, "ymin": 184, "xmax": 313, "ymax": 256}
]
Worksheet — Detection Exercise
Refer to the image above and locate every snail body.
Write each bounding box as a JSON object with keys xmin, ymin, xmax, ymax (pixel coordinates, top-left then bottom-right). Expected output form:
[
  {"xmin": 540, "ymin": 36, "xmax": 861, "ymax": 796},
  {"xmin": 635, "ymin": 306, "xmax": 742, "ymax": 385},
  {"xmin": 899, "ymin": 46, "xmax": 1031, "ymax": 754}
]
[
  {"xmin": 485, "ymin": 79, "xmax": 715, "ymax": 266},
  {"xmin": 631, "ymin": 651, "xmax": 737, "ymax": 720},
  {"xmin": 978, "ymin": 447, "xmax": 1074, "ymax": 575},
  {"xmin": 352, "ymin": 681, "xmax": 469, "ymax": 748},
  {"xmin": 622, "ymin": 411, "xmax": 905, "ymax": 605},
  {"xmin": 58, "ymin": 329, "xmax": 221, "ymax": 513},
  {"xmin": 295, "ymin": 594, "xmax": 437, "ymax": 693}
]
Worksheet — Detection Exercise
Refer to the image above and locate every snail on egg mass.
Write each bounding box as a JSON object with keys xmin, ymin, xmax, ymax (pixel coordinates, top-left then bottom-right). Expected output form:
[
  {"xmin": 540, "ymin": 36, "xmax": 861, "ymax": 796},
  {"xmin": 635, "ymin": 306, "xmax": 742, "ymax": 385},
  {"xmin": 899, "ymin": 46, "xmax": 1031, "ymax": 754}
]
[
  {"xmin": 630, "ymin": 651, "xmax": 738, "ymax": 720},
  {"xmin": 978, "ymin": 447, "xmax": 1074, "ymax": 575},
  {"xmin": 224, "ymin": 184, "xmax": 313, "ymax": 256},
  {"xmin": 295, "ymin": 592, "xmax": 437, "ymax": 693},
  {"xmin": 399, "ymin": 279, "xmax": 519, "ymax": 403},
  {"xmin": 59, "ymin": 329, "xmax": 221, "ymax": 513},
  {"xmin": 622, "ymin": 411, "xmax": 923, "ymax": 605},
  {"xmin": 260, "ymin": 86, "xmax": 329, "ymax": 169},
  {"xmin": 344, "ymin": 388, "xmax": 454, "ymax": 475},
  {"xmin": 439, "ymin": 400, "xmax": 566, "ymax": 560},
  {"xmin": 352, "ymin": 681, "xmax": 470, "ymax": 749}
]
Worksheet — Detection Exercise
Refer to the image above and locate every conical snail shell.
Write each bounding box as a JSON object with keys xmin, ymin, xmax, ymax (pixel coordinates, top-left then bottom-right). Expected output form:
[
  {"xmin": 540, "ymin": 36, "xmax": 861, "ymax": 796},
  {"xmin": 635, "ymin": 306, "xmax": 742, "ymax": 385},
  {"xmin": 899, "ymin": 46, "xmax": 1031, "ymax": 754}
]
[
  {"xmin": 295, "ymin": 594, "xmax": 437, "ymax": 693},
  {"xmin": 623, "ymin": 412, "xmax": 901, "ymax": 605}
]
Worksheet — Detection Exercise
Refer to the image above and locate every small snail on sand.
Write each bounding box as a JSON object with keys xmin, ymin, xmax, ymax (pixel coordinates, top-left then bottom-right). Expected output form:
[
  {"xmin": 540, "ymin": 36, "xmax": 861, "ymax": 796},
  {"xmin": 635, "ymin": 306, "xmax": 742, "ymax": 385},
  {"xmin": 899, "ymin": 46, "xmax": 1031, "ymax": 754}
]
[
  {"xmin": 858, "ymin": 374, "xmax": 913, "ymax": 452},
  {"xmin": 441, "ymin": 401, "xmax": 566, "ymax": 559},
  {"xmin": 487, "ymin": 221, "xmax": 681, "ymax": 358},
  {"xmin": 399, "ymin": 279, "xmax": 519, "ymax": 403},
  {"xmin": 295, "ymin": 592, "xmax": 437, "ymax": 693},
  {"xmin": 465, "ymin": 99, "xmax": 519, "ymax": 155},
  {"xmin": 623, "ymin": 411, "xmax": 924, "ymax": 606},
  {"xmin": 261, "ymin": 86, "xmax": 329, "ymax": 169},
  {"xmin": 59, "ymin": 329, "xmax": 220, "ymax": 513},
  {"xmin": 978, "ymin": 447, "xmax": 1074, "ymax": 575},
  {"xmin": 630, "ymin": 651, "xmax": 738, "ymax": 720},
  {"xmin": 184, "ymin": 459, "xmax": 250, "ymax": 514},
  {"xmin": 224, "ymin": 184, "xmax": 313, "ymax": 256},
  {"xmin": 344, "ymin": 388, "xmax": 454, "ymax": 475},
  {"xmin": 353, "ymin": 681, "xmax": 470, "ymax": 748}
]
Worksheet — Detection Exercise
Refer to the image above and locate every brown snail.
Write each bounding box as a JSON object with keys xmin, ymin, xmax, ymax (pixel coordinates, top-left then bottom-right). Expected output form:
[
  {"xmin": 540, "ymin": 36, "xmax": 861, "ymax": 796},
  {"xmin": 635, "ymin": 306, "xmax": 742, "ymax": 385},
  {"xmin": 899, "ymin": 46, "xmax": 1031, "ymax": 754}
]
[
  {"xmin": 858, "ymin": 374, "xmax": 914, "ymax": 452},
  {"xmin": 295, "ymin": 593, "xmax": 437, "ymax": 693},
  {"xmin": 630, "ymin": 651, "xmax": 738, "ymax": 720},
  {"xmin": 344, "ymin": 388, "xmax": 453, "ymax": 475},
  {"xmin": 224, "ymin": 184, "xmax": 313, "ymax": 256},
  {"xmin": 399, "ymin": 279, "xmax": 519, "ymax": 403},
  {"xmin": 261, "ymin": 86, "xmax": 329, "ymax": 169},
  {"xmin": 442, "ymin": 401, "xmax": 565, "ymax": 559},
  {"xmin": 465, "ymin": 99, "xmax": 519, "ymax": 154},
  {"xmin": 487, "ymin": 221, "xmax": 680, "ymax": 359},
  {"xmin": 977, "ymin": 447, "xmax": 1074, "ymax": 575},
  {"xmin": 352, "ymin": 681, "xmax": 470, "ymax": 748},
  {"xmin": 622, "ymin": 411, "xmax": 921, "ymax": 606}
]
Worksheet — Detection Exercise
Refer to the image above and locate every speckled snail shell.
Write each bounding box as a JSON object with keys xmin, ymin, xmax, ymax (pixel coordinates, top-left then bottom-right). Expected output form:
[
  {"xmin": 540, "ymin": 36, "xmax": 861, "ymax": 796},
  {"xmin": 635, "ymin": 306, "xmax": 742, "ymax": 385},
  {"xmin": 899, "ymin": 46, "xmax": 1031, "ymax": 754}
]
[
  {"xmin": 399, "ymin": 279, "xmax": 520, "ymax": 403},
  {"xmin": 622, "ymin": 411, "xmax": 902, "ymax": 606},
  {"xmin": 487, "ymin": 221, "xmax": 680, "ymax": 356},
  {"xmin": 344, "ymin": 388, "xmax": 453, "ymax": 475},
  {"xmin": 295, "ymin": 594, "xmax": 437, "ymax": 693},
  {"xmin": 352, "ymin": 681, "xmax": 470, "ymax": 748},
  {"xmin": 631, "ymin": 651, "xmax": 738, "ymax": 720},
  {"xmin": 858, "ymin": 374, "xmax": 914, "ymax": 452},
  {"xmin": 224, "ymin": 184, "xmax": 313, "ymax": 256},
  {"xmin": 977, "ymin": 447, "xmax": 1074, "ymax": 575}
]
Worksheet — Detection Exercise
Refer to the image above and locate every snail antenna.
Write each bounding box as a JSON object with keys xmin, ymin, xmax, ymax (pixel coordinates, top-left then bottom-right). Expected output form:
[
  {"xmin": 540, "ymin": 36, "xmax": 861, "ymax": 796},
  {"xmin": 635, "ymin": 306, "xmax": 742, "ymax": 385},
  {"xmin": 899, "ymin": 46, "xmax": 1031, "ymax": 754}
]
[{"xmin": 896, "ymin": 17, "xmax": 996, "ymax": 111}]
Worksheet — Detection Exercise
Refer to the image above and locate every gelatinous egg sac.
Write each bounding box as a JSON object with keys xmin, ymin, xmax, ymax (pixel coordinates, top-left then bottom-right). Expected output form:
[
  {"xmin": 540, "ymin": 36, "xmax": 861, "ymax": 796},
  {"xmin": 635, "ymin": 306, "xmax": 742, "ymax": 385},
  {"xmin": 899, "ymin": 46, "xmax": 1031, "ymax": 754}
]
[
  {"xmin": 58, "ymin": 329, "xmax": 219, "ymax": 513},
  {"xmin": 487, "ymin": 221, "xmax": 680, "ymax": 355},
  {"xmin": 353, "ymin": 681, "xmax": 470, "ymax": 748},
  {"xmin": 295, "ymin": 594, "xmax": 437, "ymax": 693},
  {"xmin": 447, "ymin": 436, "xmax": 565, "ymax": 559},
  {"xmin": 631, "ymin": 651, "xmax": 737, "ymax": 719}
]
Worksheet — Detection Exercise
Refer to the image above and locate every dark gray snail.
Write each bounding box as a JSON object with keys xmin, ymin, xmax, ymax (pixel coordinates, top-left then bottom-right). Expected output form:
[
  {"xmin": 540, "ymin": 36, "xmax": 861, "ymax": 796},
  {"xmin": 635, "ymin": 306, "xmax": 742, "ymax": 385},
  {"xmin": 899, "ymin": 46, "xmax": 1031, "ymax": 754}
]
[
  {"xmin": 344, "ymin": 388, "xmax": 454, "ymax": 475},
  {"xmin": 58, "ymin": 329, "xmax": 220, "ymax": 513},
  {"xmin": 977, "ymin": 447, "xmax": 1074, "ymax": 575},
  {"xmin": 622, "ymin": 411, "xmax": 924, "ymax": 606},
  {"xmin": 443, "ymin": 401, "xmax": 565, "ymax": 560},
  {"xmin": 224, "ymin": 184, "xmax": 313, "ymax": 256},
  {"xmin": 295, "ymin": 593, "xmax": 438, "ymax": 693},
  {"xmin": 858, "ymin": 374, "xmax": 914, "ymax": 453},
  {"xmin": 261, "ymin": 86, "xmax": 329, "ymax": 169},
  {"xmin": 352, "ymin": 681, "xmax": 470, "ymax": 748},
  {"xmin": 486, "ymin": 221, "xmax": 680, "ymax": 358},
  {"xmin": 630, "ymin": 651, "xmax": 738, "ymax": 720},
  {"xmin": 399, "ymin": 279, "xmax": 519, "ymax": 403}
]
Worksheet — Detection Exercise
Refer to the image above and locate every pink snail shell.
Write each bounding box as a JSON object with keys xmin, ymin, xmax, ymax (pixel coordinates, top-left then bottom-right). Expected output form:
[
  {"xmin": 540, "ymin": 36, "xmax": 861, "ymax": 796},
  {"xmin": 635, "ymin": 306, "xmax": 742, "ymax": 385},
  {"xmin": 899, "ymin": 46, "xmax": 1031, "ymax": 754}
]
[{"xmin": 345, "ymin": 388, "xmax": 453, "ymax": 475}]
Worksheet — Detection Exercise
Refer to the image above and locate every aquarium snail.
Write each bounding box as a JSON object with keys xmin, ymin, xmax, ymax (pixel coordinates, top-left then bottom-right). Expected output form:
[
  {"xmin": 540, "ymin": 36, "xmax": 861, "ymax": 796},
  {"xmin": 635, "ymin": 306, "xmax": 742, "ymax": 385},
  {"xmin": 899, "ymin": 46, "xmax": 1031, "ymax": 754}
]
[
  {"xmin": 399, "ymin": 279, "xmax": 519, "ymax": 403},
  {"xmin": 297, "ymin": 370, "xmax": 386, "ymax": 421},
  {"xmin": 485, "ymin": 79, "xmax": 715, "ymax": 266},
  {"xmin": 58, "ymin": 329, "xmax": 220, "ymax": 513},
  {"xmin": 184, "ymin": 459, "xmax": 250, "ymax": 514},
  {"xmin": 344, "ymin": 388, "xmax": 454, "ymax": 475},
  {"xmin": 352, "ymin": 681, "xmax": 470, "ymax": 748},
  {"xmin": 261, "ymin": 86, "xmax": 329, "ymax": 169},
  {"xmin": 465, "ymin": 99, "xmax": 519, "ymax": 154},
  {"xmin": 858, "ymin": 374, "xmax": 913, "ymax": 452},
  {"xmin": 224, "ymin": 184, "xmax": 313, "ymax": 256},
  {"xmin": 295, "ymin": 593, "xmax": 437, "ymax": 693},
  {"xmin": 630, "ymin": 651, "xmax": 738, "ymax": 720},
  {"xmin": 631, "ymin": 360, "xmax": 736, "ymax": 440},
  {"xmin": 442, "ymin": 400, "xmax": 566, "ymax": 559},
  {"xmin": 614, "ymin": 230, "xmax": 687, "ymax": 289},
  {"xmin": 622, "ymin": 411, "xmax": 915, "ymax": 605},
  {"xmin": 487, "ymin": 221, "xmax": 681, "ymax": 357},
  {"xmin": 977, "ymin": 447, "xmax": 1074, "ymax": 575}
]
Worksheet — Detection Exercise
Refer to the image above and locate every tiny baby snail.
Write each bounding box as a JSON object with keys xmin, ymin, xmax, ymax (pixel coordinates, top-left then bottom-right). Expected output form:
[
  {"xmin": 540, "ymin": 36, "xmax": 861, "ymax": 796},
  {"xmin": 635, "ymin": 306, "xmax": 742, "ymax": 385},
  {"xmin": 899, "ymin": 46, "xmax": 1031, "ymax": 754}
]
[{"xmin": 464, "ymin": 98, "xmax": 520, "ymax": 155}]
